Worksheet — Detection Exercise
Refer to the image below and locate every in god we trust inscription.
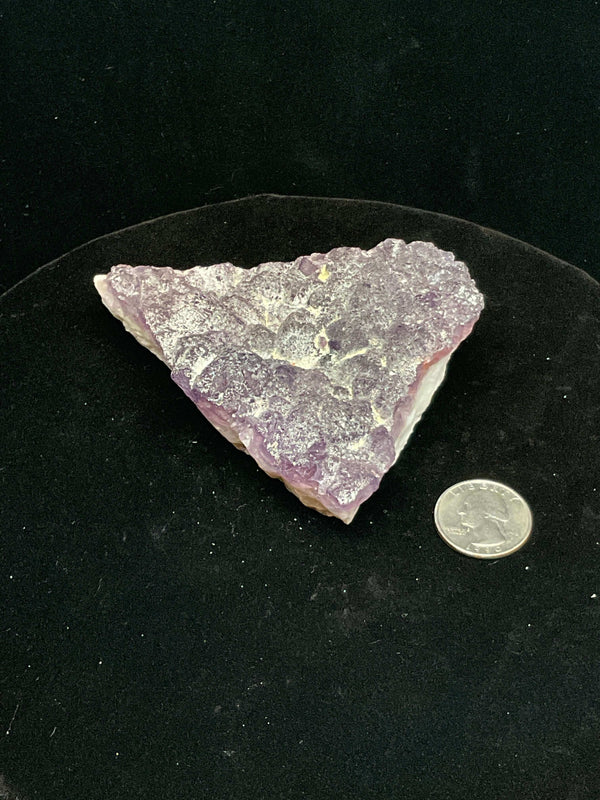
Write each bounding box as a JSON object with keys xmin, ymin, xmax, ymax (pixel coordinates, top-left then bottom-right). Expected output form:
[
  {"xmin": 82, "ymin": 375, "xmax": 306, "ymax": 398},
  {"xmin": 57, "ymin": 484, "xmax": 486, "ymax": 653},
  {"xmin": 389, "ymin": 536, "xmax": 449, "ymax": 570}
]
[{"xmin": 434, "ymin": 479, "xmax": 533, "ymax": 559}]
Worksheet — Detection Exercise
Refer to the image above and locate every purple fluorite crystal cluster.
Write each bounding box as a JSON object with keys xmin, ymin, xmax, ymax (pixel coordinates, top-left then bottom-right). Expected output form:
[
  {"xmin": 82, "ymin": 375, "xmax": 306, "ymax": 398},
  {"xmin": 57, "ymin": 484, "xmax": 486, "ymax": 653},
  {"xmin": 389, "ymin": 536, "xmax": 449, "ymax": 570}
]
[{"xmin": 94, "ymin": 239, "xmax": 484, "ymax": 522}]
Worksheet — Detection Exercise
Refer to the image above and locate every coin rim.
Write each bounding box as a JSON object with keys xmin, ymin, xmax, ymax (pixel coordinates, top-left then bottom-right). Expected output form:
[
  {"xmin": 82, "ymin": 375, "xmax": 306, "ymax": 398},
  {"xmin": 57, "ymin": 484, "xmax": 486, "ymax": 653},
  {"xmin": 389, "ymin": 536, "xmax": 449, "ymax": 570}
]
[{"xmin": 433, "ymin": 479, "xmax": 533, "ymax": 559}]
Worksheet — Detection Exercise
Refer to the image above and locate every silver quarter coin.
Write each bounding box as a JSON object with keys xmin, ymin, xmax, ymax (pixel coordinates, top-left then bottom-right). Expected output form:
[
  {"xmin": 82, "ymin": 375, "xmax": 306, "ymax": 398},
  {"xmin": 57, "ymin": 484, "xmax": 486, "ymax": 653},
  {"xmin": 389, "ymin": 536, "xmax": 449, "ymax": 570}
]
[{"xmin": 434, "ymin": 479, "xmax": 533, "ymax": 559}]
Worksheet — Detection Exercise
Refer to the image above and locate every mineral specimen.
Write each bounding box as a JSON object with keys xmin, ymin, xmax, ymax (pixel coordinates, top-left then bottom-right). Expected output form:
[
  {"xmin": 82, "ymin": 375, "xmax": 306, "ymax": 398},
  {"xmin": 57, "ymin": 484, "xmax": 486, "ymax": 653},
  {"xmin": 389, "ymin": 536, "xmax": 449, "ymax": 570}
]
[{"xmin": 94, "ymin": 239, "xmax": 484, "ymax": 523}]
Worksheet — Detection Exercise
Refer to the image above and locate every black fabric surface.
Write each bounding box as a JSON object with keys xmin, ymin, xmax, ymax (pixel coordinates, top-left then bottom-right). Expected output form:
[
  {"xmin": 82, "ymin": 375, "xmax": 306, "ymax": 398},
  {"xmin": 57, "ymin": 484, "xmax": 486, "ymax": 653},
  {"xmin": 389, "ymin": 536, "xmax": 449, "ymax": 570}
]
[
  {"xmin": 2, "ymin": 195, "xmax": 600, "ymax": 799},
  {"xmin": 4, "ymin": 2, "xmax": 600, "ymax": 292}
]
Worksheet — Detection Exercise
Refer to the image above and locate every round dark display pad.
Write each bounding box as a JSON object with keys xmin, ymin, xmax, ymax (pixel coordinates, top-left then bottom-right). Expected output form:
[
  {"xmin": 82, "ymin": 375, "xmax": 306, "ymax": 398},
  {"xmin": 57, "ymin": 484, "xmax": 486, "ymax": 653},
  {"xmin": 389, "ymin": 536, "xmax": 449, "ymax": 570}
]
[{"xmin": 3, "ymin": 195, "xmax": 600, "ymax": 799}]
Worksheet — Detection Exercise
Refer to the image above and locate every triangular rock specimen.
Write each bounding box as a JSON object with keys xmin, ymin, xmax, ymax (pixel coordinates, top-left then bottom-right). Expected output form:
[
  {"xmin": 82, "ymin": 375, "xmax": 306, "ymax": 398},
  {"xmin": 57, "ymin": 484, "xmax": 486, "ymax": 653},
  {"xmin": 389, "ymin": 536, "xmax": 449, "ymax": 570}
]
[{"xmin": 94, "ymin": 239, "xmax": 484, "ymax": 523}]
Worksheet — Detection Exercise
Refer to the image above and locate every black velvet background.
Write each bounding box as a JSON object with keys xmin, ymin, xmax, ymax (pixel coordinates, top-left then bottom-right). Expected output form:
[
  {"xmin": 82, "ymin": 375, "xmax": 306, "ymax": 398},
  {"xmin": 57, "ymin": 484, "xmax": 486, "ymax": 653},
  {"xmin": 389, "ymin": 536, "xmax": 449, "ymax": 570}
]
[
  {"xmin": 3, "ymin": 1, "xmax": 600, "ymax": 293},
  {"xmin": 2, "ymin": 196, "xmax": 600, "ymax": 799}
]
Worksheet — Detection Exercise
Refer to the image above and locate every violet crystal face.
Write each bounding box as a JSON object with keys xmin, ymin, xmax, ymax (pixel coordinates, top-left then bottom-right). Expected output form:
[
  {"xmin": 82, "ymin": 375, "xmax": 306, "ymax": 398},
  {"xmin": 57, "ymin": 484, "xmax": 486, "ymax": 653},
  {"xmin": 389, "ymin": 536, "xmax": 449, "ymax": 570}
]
[{"xmin": 94, "ymin": 239, "xmax": 484, "ymax": 523}]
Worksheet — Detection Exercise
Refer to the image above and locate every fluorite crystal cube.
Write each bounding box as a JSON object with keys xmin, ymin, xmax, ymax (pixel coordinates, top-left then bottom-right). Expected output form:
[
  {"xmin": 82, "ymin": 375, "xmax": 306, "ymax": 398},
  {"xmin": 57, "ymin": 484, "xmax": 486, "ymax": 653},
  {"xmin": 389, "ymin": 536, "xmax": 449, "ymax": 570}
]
[{"xmin": 94, "ymin": 239, "xmax": 484, "ymax": 523}]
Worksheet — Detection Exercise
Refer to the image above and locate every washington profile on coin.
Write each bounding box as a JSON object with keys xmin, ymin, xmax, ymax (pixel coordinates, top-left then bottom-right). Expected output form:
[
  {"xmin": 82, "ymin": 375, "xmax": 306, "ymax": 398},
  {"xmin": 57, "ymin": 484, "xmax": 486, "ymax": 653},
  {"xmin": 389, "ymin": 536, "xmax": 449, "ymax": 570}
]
[{"xmin": 434, "ymin": 479, "xmax": 532, "ymax": 558}]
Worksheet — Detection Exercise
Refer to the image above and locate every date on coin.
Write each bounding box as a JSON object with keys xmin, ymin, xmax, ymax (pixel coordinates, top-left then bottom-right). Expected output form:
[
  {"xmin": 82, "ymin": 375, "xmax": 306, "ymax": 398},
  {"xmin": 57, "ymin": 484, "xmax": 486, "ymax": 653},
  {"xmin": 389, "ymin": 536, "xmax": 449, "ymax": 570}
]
[{"xmin": 434, "ymin": 479, "xmax": 532, "ymax": 559}]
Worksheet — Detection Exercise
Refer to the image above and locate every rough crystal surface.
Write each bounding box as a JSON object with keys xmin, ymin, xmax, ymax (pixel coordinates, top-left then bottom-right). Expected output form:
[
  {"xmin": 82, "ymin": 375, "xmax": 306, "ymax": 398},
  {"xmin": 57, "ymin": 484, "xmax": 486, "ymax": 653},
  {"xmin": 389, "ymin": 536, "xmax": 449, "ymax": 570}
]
[{"xmin": 94, "ymin": 239, "xmax": 484, "ymax": 523}]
